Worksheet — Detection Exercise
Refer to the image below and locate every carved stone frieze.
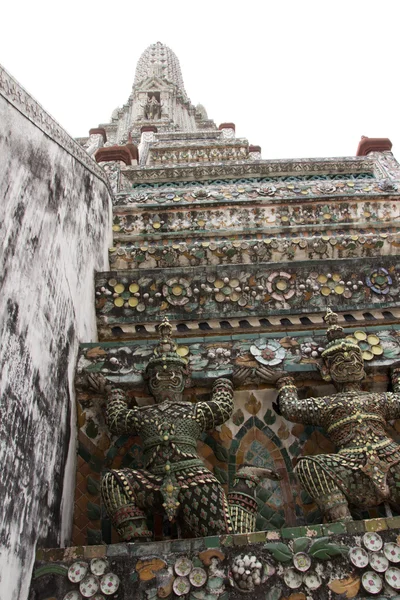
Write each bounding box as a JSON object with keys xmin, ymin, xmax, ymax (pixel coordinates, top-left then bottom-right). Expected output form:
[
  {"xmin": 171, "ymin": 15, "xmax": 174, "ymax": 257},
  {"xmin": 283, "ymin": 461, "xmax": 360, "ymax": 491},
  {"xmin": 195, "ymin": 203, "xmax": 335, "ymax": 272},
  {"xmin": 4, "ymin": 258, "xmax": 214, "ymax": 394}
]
[
  {"xmin": 120, "ymin": 156, "xmax": 376, "ymax": 185},
  {"xmin": 148, "ymin": 140, "xmax": 249, "ymax": 165},
  {"xmin": 77, "ymin": 324, "xmax": 400, "ymax": 387},
  {"xmin": 154, "ymin": 130, "xmax": 223, "ymax": 141},
  {"xmin": 109, "ymin": 230, "xmax": 400, "ymax": 270},
  {"xmin": 95, "ymin": 257, "xmax": 400, "ymax": 325},
  {"xmin": 113, "ymin": 172, "xmax": 386, "ymax": 206},
  {"xmin": 111, "ymin": 198, "xmax": 400, "ymax": 236},
  {"xmin": 150, "ymin": 137, "xmax": 246, "ymax": 148}
]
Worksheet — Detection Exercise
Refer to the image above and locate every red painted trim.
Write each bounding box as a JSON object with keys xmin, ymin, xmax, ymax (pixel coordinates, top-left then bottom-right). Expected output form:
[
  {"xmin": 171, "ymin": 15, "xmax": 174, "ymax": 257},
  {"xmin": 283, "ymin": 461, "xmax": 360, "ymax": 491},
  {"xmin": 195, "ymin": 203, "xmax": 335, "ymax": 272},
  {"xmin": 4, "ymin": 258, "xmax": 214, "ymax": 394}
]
[
  {"xmin": 95, "ymin": 146, "xmax": 132, "ymax": 165},
  {"xmin": 89, "ymin": 128, "xmax": 107, "ymax": 142},
  {"xmin": 140, "ymin": 126, "xmax": 158, "ymax": 133},
  {"xmin": 126, "ymin": 143, "xmax": 139, "ymax": 161},
  {"xmin": 356, "ymin": 136, "xmax": 392, "ymax": 156},
  {"xmin": 218, "ymin": 123, "xmax": 236, "ymax": 131}
]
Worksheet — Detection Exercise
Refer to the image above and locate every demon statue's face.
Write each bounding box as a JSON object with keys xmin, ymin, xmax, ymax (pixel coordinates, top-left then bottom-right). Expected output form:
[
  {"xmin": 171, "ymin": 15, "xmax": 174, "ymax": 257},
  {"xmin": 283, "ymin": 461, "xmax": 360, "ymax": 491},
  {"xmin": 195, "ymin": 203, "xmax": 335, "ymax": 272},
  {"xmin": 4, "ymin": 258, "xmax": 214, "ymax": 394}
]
[
  {"xmin": 146, "ymin": 362, "xmax": 187, "ymax": 403},
  {"xmin": 325, "ymin": 347, "xmax": 365, "ymax": 387}
]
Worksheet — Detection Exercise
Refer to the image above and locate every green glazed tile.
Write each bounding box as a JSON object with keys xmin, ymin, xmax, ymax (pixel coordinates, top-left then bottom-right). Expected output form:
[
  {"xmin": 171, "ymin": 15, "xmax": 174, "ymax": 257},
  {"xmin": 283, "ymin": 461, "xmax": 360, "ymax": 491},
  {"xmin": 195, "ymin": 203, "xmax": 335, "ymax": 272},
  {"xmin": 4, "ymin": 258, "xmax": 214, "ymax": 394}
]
[
  {"xmin": 229, "ymin": 439, "xmax": 240, "ymax": 453},
  {"xmin": 269, "ymin": 513, "xmax": 285, "ymax": 529},
  {"xmin": 220, "ymin": 535, "xmax": 233, "ymax": 547},
  {"xmin": 282, "ymin": 526, "xmax": 306, "ymax": 539},
  {"xmin": 323, "ymin": 522, "xmax": 347, "ymax": 535},
  {"xmin": 260, "ymin": 505, "xmax": 275, "ymax": 519},
  {"xmin": 247, "ymin": 531, "xmax": 266, "ymax": 544},
  {"xmin": 386, "ymin": 516, "xmax": 400, "ymax": 529},
  {"xmin": 346, "ymin": 520, "xmax": 366, "ymax": 534},
  {"xmin": 235, "ymin": 427, "xmax": 247, "ymax": 441},
  {"xmin": 34, "ymin": 565, "xmax": 68, "ymax": 578},
  {"xmin": 263, "ymin": 409, "xmax": 276, "ymax": 426},
  {"xmin": 204, "ymin": 536, "xmax": 220, "ymax": 549},
  {"xmin": 305, "ymin": 525, "xmax": 324, "ymax": 538}
]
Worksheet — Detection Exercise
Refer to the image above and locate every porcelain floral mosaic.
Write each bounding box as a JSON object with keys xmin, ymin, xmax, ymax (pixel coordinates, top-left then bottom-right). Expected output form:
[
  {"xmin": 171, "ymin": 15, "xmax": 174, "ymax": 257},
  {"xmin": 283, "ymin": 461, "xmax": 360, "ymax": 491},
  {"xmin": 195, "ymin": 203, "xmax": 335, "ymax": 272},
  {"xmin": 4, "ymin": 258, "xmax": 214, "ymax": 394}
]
[
  {"xmin": 95, "ymin": 260, "xmax": 400, "ymax": 325},
  {"xmin": 113, "ymin": 174, "xmax": 394, "ymax": 207},
  {"xmin": 110, "ymin": 231, "xmax": 400, "ymax": 270},
  {"xmin": 110, "ymin": 201, "xmax": 400, "ymax": 236},
  {"xmin": 78, "ymin": 327, "xmax": 400, "ymax": 384},
  {"xmin": 32, "ymin": 528, "xmax": 400, "ymax": 599}
]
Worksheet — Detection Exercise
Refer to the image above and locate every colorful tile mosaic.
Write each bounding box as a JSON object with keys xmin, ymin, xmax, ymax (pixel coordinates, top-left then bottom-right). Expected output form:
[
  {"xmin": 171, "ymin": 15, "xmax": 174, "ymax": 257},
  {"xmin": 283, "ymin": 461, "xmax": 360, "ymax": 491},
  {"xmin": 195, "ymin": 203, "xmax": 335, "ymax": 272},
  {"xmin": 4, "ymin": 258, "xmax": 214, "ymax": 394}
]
[
  {"xmin": 77, "ymin": 326, "xmax": 400, "ymax": 388},
  {"xmin": 110, "ymin": 200, "xmax": 400, "ymax": 236},
  {"xmin": 113, "ymin": 173, "xmax": 380, "ymax": 205},
  {"xmin": 110, "ymin": 229, "xmax": 400, "ymax": 270},
  {"xmin": 95, "ymin": 258, "xmax": 400, "ymax": 326},
  {"xmin": 31, "ymin": 522, "xmax": 400, "ymax": 599},
  {"xmin": 72, "ymin": 381, "xmax": 400, "ymax": 546}
]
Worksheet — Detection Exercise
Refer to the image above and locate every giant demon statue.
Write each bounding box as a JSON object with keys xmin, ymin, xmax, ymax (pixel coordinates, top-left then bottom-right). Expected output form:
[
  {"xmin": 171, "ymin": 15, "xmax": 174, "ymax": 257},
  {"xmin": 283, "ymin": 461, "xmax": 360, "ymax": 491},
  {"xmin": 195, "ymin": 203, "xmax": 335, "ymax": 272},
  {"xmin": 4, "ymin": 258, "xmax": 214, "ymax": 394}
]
[
  {"xmin": 90, "ymin": 318, "xmax": 278, "ymax": 541},
  {"xmin": 263, "ymin": 309, "xmax": 400, "ymax": 523}
]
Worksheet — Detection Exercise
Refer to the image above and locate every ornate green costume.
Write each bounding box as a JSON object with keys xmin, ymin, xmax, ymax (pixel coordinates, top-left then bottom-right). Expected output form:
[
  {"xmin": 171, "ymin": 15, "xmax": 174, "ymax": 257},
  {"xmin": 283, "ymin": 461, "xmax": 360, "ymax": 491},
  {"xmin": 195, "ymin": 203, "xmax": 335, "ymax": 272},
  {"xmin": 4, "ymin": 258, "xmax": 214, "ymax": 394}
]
[
  {"xmin": 100, "ymin": 318, "xmax": 235, "ymax": 541},
  {"xmin": 101, "ymin": 379, "xmax": 234, "ymax": 540},
  {"xmin": 276, "ymin": 309, "xmax": 400, "ymax": 522},
  {"xmin": 98, "ymin": 319, "xmax": 281, "ymax": 540}
]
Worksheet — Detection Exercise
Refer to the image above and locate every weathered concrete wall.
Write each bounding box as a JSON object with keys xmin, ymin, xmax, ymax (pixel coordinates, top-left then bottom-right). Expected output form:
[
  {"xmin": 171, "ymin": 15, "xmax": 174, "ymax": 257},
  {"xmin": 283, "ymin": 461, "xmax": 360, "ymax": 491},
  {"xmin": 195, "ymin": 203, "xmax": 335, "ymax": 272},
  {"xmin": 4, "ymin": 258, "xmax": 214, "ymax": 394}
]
[{"xmin": 0, "ymin": 66, "xmax": 112, "ymax": 600}]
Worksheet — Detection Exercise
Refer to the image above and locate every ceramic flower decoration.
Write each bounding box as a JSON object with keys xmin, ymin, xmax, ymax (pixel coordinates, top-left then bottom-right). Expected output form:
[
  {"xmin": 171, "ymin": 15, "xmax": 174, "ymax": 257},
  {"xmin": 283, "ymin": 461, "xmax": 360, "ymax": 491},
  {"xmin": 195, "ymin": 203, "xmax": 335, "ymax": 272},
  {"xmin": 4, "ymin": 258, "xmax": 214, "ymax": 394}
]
[{"xmin": 250, "ymin": 339, "xmax": 286, "ymax": 366}]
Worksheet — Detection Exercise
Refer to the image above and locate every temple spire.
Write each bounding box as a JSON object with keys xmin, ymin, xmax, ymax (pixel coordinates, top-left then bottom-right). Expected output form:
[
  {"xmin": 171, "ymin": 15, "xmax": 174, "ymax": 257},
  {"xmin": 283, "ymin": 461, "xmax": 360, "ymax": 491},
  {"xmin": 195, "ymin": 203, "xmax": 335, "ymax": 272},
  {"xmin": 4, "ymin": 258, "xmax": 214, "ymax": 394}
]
[{"xmin": 133, "ymin": 41, "xmax": 188, "ymax": 100}]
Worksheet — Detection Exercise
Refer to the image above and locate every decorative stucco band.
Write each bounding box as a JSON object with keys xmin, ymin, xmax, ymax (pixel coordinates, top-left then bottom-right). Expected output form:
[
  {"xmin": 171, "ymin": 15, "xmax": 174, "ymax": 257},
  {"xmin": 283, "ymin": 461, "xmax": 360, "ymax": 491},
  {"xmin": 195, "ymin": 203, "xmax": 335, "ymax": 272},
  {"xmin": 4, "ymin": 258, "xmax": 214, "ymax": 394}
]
[{"xmin": 0, "ymin": 65, "xmax": 111, "ymax": 190}]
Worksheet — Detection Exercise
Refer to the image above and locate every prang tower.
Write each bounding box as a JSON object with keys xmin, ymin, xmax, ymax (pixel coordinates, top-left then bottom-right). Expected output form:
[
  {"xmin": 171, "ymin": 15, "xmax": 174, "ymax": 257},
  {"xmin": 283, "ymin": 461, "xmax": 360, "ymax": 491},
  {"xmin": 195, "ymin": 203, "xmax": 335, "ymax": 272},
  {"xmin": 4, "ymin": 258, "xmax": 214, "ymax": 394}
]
[
  {"xmin": 74, "ymin": 41, "xmax": 400, "ymax": 537},
  {"xmin": 30, "ymin": 41, "xmax": 400, "ymax": 600}
]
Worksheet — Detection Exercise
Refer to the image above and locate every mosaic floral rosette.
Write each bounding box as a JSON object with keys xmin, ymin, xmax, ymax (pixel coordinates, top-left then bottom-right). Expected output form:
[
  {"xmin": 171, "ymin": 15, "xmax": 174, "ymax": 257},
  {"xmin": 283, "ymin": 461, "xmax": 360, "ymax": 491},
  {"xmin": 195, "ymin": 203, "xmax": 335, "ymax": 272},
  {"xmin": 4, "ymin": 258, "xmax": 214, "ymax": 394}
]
[
  {"xmin": 346, "ymin": 330, "xmax": 383, "ymax": 361},
  {"xmin": 64, "ymin": 559, "xmax": 119, "ymax": 599},
  {"xmin": 266, "ymin": 272, "xmax": 295, "ymax": 302},
  {"xmin": 366, "ymin": 267, "xmax": 393, "ymax": 295},
  {"xmin": 250, "ymin": 339, "xmax": 286, "ymax": 366},
  {"xmin": 350, "ymin": 532, "xmax": 400, "ymax": 595},
  {"xmin": 163, "ymin": 278, "xmax": 193, "ymax": 306}
]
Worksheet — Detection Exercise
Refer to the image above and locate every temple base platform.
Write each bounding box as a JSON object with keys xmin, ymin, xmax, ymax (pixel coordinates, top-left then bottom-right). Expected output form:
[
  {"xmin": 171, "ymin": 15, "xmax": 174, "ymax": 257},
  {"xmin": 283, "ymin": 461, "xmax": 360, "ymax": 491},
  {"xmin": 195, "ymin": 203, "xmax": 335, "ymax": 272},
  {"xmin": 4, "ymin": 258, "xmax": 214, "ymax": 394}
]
[{"xmin": 30, "ymin": 517, "xmax": 400, "ymax": 599}]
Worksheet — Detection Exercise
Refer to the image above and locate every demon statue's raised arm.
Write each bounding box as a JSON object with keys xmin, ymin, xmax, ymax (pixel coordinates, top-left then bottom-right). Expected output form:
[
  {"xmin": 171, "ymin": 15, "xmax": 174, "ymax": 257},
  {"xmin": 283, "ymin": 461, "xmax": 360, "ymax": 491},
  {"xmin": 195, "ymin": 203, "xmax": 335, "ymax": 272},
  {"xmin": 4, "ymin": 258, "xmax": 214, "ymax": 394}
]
[{"xmin": 271, "ymin": 309, "xmax": 400, "ymax": 523}]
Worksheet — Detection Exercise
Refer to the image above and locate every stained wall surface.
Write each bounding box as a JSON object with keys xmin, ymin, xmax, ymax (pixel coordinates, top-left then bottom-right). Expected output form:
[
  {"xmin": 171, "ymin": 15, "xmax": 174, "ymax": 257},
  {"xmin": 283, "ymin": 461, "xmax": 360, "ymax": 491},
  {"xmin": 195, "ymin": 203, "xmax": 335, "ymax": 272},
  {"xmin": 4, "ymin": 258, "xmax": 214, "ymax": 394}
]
[{"xmin": 0, "ymin": 66, "xmax": 112, "ymax": 600}]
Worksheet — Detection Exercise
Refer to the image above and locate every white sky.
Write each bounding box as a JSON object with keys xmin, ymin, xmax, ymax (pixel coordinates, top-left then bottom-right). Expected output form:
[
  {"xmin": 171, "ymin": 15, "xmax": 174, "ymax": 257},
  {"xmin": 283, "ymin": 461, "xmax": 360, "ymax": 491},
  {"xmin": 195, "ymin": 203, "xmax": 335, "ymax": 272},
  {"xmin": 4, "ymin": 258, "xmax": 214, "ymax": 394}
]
[{"xmin": 1, "ymin": 0, "xmax": 399, "ymax": 160}]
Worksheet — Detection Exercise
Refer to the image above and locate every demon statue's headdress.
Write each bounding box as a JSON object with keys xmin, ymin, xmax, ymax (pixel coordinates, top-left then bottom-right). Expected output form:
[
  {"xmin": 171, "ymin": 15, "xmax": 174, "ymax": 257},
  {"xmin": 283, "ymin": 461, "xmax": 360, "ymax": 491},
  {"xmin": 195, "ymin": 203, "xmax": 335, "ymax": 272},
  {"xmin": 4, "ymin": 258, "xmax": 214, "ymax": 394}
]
[{"xmin": 145, "ymin": 317, "xmax": 188, "ymax": 374}]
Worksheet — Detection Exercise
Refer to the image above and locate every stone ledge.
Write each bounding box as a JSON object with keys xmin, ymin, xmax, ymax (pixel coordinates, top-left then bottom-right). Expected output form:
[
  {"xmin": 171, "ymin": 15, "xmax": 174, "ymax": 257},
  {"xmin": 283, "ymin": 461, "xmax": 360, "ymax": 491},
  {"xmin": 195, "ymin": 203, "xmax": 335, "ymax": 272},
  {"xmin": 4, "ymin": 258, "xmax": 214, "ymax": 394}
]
[
  {"xmin": 120, "ymin": 156, "xmax": 375, "ymax": 185},
  {"xmin": 31, "ymin": 519, "xmax": 400, "ymax": 599},
  {"xmin": 94, "ymin": 256, "xmax": 400, "ymax": 327},
  {"xmin": 34, "ymin": 517, "xmax": 400, "ymax": 563}
]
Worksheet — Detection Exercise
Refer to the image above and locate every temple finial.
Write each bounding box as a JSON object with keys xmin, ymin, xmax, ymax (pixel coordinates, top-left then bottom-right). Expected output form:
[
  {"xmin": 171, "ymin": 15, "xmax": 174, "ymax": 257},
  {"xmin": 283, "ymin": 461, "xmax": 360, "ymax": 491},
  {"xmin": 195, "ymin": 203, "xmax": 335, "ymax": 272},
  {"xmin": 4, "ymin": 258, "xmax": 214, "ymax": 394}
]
[
  {"xmin": 324, "ymin": 307, "xmax": 338, "ymax": 326},
  {"xmin": 145, "ymin": 317, "xmax": 188, "ymax": 373},
  {"xmin": 323, "ymin": 308, "xmax": 345, "ymax": 345},
  {"xmin": 322, "ymin": 308, "xmax": 360, "ymax": 357},
  {"xmin": 157, "ymin": 316, "xmax": 172, "ymax": 343}
]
